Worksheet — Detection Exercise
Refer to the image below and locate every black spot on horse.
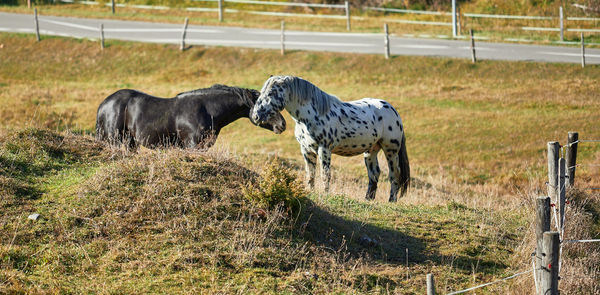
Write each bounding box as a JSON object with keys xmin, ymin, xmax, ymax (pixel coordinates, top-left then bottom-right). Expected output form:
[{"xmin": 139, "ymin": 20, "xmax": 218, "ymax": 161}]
[
  {"xmin": 390, "ymin": 139, "xmax": 400, "ymax": 146},
  {"xmin": 378, "ymin": 116, "xmax": 383, "ymax": 121},
  {"xmin": 388, "ymin": 126, "xmax": 393, "ymax": 131}
]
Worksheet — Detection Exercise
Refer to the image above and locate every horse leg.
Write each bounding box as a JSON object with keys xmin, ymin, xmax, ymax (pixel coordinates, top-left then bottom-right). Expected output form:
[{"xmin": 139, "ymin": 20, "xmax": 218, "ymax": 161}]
[
  {"xmin": 383, "ymin": 147, "xmax": 402, "ymax": 202},
  {"xmin": 301, "ymin": 145, "xmax": 316, "ymax": 190},
  {"xmin": 317, "ymin": 146, "xmax": 331, "ymax": 193},
  {"xmin": 364, "ymin": 149, "xmax": 381, "ymax": 200}
]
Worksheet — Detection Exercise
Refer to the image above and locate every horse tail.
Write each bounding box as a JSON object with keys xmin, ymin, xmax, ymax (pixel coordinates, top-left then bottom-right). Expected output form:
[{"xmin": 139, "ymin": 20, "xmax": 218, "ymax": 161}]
[
  {"xmin": 398, "ymin": 131, "xmax": 410, "ymax": 197},
  {"xmin": 95, "ymin": 112, "xmax": 104, "ymax": 141}
]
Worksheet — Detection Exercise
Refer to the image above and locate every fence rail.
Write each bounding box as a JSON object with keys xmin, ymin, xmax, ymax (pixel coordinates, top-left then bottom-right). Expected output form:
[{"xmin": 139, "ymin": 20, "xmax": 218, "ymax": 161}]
[{"xmin": 56, "ymin": 0, "xmax": 600, "ymax": 40}]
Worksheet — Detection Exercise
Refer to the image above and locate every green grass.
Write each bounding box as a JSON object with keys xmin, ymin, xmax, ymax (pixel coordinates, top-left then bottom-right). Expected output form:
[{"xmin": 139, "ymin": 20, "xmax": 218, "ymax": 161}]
[
  {"xmin": 0, "ymin": 129, "xmax": 532, "ymax": 294},
  {"xmin": 2, "ymin": 33, "xmax": 599, "ymax": 189},
  {"xmin": 0, "ymin": 33, "xmax": 599, "ymax": 294}
]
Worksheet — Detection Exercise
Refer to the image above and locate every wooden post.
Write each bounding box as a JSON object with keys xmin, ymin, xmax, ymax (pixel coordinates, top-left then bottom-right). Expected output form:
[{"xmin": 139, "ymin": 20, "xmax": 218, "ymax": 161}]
[
  {"xmin": 559, "ymin": 158, "xmax": 566, "ymax": 233},
  {"xmin": 426, "ymin": 273, "xmax": 435, "ymax": 295},
  {"xmin": 111, "ymin": 0, "xmax": 115, "ymax": 14},
  {"xmin": 180, "ymin": 17, "xmax": 189, "ymax": 51},
  {"xmin": 218, "ymin": 0, "xmax": 224, "ymax": 22},
  {"xmin": 280, "ymin": 20, "xmax": 285, "ymax": 56},
  {"xmin": 34, "ymin": 8, "xmax": 40, "ymax": 42},
  {"xmin": 541, "ymin": 232, "xmax": 560, "ymax": 295},
  {"xmin": 28, "ymin": 0, "xmax": 31, "ymax": 9},
  {"xmin": 535, "ymin": 197, "xmax": 551, "ymax": 293},
  {"xmin": 345, "ymin": 1, "xmax": 351, "ymax": 32},
  {"xmin": 566, "ymin": 131, "xmax": 578, "ymax": 187},
  {"xmin": 456, "ymin": 5, "xmax": 461, "ymax": 36},
  {"xmin": 581, "ymin": 33, "xmax": 585, "ymax": 68},
  {"xmin": 547, "ymin": 142, "xmax": 559, "ymax": 202},
  {"xmin": 470, "ymin": 29, "xmax": 476, "ymax": 63},
  {"xmin": 452, "ymin": 0, "xmax": 457, "ymax": 37},
  {"xmin": 559, "ymin": 6, "xmax": 564, "ymax": 42},
  {"xmin": 100, "ymin": 24, "xmax": 105, "ymax": 50},
  {"xmin": 384, "ymin": 23, "xmax": 390, "ymax": 59}
]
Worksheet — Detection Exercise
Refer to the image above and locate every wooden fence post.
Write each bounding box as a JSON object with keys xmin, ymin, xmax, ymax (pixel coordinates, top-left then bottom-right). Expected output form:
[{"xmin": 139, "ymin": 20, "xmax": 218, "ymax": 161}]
[
  {"xmin": 100, "ymin": 24, "xmax": 105, "ymax": 50},
  {"xmin": 581, "ymin": 33, "xmax": 585, "ymax": 68},
  {"xmin": 566, "ymin": 131, "xmax": 578, "ymax": 187},
  {"xmin": 559, "ymin": 158, "xmax": 566, "ymax": 232},
  {"xmin": 559, "ymin": 6, "xmax": 564, "ymax": 42},
  {"xmin": 541, "ymin": 231, "xmax": 560, "ymax": 295},
  {"xmin": 280, "ymin": 20, "xmax": 285, "ymax": 56},
  {"xmin": 28, "ymin": 0, "xmax": 31, "ymax": 9},
  {"xmin": 34, "ymin": 8, "xmax": 40, "ymax": 42},
  {"xmin": 547, "ymin": 142, "xmax": 559, "ymax": 202},
  {"xmin": 345, "ymin": 1, "xmax": 351, "ymax": 31},
  {"xmin": 111, "ymin": 0, "xmax": 115, "ymax": 14},
  {"xmin": 384, "ymin": 23, "xmax": 390, "ymax": 59},
  {"xmin": 218, "ymin": 0, "xmax": 224, "ymax": 22},
  {"xmin": 535, "ymin": 197, "xmax": 551, "ymax": 293},
  {"xmin": 426, "ymin": 273, "xmax": 435, "ymax": 295},
  {"xmin": 180, "ymin": 17, "xmax": 189, "ymax": 51},
  {"xmin": 456, "ymin": 5, "xmax": 461, "ymax": 36},
  {"xmin": 470, "ymin": 29, "xmax": 476, "ymax": 63}
]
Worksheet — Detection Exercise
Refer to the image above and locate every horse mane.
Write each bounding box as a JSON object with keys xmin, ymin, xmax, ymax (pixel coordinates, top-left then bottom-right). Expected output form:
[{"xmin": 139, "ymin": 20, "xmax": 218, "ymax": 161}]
[
  {"xmin": 175, "ymin": 84, "xmax": 259, "ymax": 107},
  {"xmin": 281, "ymin": 76, "xmax": 336, "ymax": 115}
]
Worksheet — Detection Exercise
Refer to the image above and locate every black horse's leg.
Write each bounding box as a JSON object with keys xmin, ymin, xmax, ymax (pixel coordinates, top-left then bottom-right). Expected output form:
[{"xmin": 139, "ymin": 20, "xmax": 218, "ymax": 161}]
[{"xmin": 364, "ymin": 149, "xmax": 381, "ymax": 200}]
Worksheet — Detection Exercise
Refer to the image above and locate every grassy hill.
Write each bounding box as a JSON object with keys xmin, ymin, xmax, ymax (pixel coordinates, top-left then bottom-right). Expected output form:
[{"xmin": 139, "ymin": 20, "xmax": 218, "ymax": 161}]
[{"xmin": 0, "ymin": 33, "xmax": 599, "ymax": 293}]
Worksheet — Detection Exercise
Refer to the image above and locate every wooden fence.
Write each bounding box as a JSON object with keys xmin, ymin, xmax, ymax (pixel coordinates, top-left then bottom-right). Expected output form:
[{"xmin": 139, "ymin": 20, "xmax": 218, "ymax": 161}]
[
  {"xmin": 424, "ymin": 131, "xmax": 600, "ymax": 295},
  {"xmin": 56, "ymin": 0, "xmax": 599, "ymax": 43}
]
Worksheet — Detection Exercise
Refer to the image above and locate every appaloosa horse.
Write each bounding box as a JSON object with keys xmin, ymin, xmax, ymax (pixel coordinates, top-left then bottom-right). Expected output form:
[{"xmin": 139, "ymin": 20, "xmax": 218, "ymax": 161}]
[
  {"xmin": 96, "ymin": 84, "xmax": 286, "ymax": 149},
  {"xmin": 251, "ymin": 76, "xmax": 409, "ymax": 202}
]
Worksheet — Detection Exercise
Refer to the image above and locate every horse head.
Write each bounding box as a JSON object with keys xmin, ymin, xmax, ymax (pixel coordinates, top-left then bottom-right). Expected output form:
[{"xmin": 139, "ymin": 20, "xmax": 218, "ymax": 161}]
[
  {"xmin": 247, "ymin": 88, "xmax": 286, "ymax": 134},
  {"xmin": 251, "ymin": 75, "xmax": 290, "ymax": 126}
]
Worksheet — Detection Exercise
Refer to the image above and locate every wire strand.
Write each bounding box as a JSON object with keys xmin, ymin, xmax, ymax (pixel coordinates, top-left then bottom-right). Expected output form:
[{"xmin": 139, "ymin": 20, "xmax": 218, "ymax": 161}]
[{"xmin": 445, "ymin": 269, "xmax": 534, "ymax": 295}]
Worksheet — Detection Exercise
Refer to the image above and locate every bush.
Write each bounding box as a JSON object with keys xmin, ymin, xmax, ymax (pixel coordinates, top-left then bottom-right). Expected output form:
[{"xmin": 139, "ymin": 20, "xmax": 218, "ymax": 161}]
[{"xmin": 244, "ymin": 161, "xmax": 306, "ymax": 217}]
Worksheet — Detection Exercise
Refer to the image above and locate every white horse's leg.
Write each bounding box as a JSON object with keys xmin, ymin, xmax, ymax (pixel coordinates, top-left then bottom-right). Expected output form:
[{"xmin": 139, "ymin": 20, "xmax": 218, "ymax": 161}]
[
  {"xmin": 301, "ymin": 145, "xmax": 317, "ymax": 190},
  {"xmin": 317, "ymin": 146, "xmax": 332, "ymax": 193},
  {"xmin": 364, "ymin": 149, "xmax": 381, "ymax": 200},
  {"xmin": 383, "ymin": 147, "xmax": 402, "ymax": 202}
]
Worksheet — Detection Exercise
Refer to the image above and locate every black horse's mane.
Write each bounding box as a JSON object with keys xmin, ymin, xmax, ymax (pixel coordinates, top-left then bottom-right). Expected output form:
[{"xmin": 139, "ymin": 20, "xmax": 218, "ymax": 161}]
[{"xmin": 176, "ymin": 84, "xmax": 259, "ymax": 107}]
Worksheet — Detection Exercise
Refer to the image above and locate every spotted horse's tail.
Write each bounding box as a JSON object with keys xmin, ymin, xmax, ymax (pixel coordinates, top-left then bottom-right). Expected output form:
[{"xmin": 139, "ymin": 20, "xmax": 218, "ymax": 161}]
[{"xmin": 398, "ymin": 131, "xmax": 410, "ymax": 197}]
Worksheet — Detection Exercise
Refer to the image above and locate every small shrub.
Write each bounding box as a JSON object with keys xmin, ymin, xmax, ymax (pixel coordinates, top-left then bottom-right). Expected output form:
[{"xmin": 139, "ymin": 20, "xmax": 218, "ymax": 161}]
[{"xmin": 244, "ymin": 161, "xmax": 306, "ymax": 217}]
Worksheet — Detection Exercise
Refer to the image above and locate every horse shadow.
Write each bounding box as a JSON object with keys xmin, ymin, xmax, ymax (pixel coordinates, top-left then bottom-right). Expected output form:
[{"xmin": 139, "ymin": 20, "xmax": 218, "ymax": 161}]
[
  {"xmin": 295, "ymin": 198, "xmax": 507, "ymax": 273},
  {"xmin": 296, "ymin": 198, "xmax": 427, "ymax": 265}
]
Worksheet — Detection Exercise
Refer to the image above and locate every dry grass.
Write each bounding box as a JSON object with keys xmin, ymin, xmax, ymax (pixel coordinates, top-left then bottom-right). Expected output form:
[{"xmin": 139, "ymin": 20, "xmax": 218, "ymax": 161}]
[
  {"xmin": 0, "ymin": 33, "xmax": 599, "ymax": 293},
  {"xmin": 1, "ymin": 32, "xmax": 600, "ymax": 194}
]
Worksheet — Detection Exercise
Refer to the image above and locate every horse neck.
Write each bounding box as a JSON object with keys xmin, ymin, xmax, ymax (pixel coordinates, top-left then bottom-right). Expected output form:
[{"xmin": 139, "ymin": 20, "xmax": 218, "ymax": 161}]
[{"xmin": 210, "ymin": 95, "xmax": 251, "ymax": 130}]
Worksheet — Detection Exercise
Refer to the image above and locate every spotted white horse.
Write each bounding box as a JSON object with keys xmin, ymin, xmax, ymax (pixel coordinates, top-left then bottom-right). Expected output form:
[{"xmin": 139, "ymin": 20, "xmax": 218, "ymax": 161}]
[{"xmin": 251, "ymin": 76, "xmax": 409, "ymax": 202}]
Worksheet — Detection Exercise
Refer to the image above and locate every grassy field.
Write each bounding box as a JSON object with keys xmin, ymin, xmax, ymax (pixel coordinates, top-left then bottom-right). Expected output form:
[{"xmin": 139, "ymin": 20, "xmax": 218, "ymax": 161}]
[
  {"xmin": 0, "ymin": 33, "xmax": 599, "ymax": 293},
  {"xmin": 1, "ymin": 2, "xmax": 599, "ymax": 45}
]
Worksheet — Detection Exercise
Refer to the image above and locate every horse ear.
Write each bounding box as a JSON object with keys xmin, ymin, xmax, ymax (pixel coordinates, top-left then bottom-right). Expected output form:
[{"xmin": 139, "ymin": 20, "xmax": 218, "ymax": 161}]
[{"xmin": 269, "ymin": 74, "xmax": 273, "ymax": 78}]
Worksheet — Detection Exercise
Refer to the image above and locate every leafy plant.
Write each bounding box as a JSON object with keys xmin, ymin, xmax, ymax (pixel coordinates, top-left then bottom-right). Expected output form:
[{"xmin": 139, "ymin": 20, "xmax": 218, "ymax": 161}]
[{"xmin": 244, "ymin": 161, "xmax": 306, "ymax": 217}]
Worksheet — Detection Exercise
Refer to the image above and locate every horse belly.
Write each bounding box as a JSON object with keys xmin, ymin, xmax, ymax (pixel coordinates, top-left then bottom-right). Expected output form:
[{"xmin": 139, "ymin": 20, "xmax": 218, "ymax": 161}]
[{"xmin": 331, "ymin": 137, "xmax": 378, "ymax": 157}]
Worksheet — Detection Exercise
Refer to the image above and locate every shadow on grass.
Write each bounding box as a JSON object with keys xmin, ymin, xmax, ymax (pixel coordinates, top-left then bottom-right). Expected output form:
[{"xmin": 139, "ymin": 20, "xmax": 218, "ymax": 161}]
[{"xmin": 297, "ymin": 198, "xmax": 507, "ymax": 274}]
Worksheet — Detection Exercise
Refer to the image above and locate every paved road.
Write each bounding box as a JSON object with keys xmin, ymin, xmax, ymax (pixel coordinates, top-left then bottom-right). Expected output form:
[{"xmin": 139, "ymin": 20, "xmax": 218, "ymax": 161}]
[{"xmin": 2, "ymin": 12, "xmax": 599, "ymax": 64}]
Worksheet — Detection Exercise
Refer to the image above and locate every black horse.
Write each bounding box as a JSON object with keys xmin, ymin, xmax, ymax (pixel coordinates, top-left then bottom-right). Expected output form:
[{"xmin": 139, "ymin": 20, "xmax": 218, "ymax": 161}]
[{"xmin": 96, "ymin": 84, "xmax": 286, "ymax": 149}]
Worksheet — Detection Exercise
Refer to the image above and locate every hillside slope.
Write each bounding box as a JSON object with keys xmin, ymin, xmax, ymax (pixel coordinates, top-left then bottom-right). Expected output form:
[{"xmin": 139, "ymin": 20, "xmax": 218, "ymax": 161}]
[{"xmin": 1, "ymin": 129, "xmax": 598, "ymax": 294}]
